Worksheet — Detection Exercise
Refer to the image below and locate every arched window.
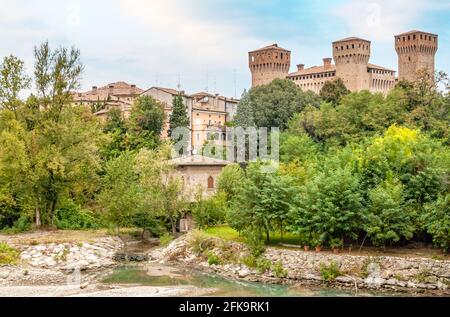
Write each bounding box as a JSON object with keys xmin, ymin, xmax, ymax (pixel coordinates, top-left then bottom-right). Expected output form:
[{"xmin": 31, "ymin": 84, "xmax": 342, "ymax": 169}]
[{"xmin": 208, "ymin": 176, "xmax": 215, "ymax": 189}]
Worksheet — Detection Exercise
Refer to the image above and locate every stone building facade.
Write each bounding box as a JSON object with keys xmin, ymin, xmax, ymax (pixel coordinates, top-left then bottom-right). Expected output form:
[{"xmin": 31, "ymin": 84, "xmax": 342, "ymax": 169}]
[
  {"xmin": 249, "ymin": 30, "xmax": 438, "ymax": 95},
  {"xmin": 139, "ymin": 87, "xmax": 239, "ymax": 154},
  {"xmin": 168, "ymin": 155, "xmax": 232, "ymax": 202},
  {"xmin": 74, "ymin": 83, "xmax": 238, "ymax": 155},
  {"xmin": 73, "ymin": 81, "xmax": 144, "ymax": 120},
  {"xmin": 395, "ymin": 30, "xmax": 438, "ymax": 82},
  {"xmin": 248, "ymin": 44, "xmax": 291, "ymax": 87}
]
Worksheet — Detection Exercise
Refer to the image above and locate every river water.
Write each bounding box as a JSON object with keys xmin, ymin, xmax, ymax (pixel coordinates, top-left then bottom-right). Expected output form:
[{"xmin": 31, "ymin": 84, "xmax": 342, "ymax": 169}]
[{"xmin": 102, "ymin": 265, "xmax": 388, "ymax": 297}]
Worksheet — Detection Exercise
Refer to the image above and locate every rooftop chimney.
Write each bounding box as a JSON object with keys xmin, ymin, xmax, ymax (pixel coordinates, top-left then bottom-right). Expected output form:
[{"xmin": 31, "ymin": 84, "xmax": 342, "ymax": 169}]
[
  {"xmin": 297, "ymin": 64, "xmax": 305, "ymax": 71},
  {"xmin": 323, "ymin": 58, "xmax": 332, "ymax": 69}
]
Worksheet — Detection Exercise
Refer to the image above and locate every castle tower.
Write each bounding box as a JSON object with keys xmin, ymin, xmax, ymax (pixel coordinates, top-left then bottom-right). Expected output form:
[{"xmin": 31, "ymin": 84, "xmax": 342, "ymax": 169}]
[
  {"xmin": 333, "ymin": 37, "xmax": 371, "ymax": 91},
  {"xmin": 395, "ymin": 30, "xmax": 438, "ymax": 82},
  {"xmin": 249, "ymin": 44, "xmax": 291, "ymax": 87}
]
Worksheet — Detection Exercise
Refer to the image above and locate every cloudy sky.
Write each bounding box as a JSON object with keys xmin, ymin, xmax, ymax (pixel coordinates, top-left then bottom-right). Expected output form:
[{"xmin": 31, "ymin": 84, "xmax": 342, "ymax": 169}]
[{"xmin": 1, "ymin": 0, "xmax": 449, "ymax": 97}]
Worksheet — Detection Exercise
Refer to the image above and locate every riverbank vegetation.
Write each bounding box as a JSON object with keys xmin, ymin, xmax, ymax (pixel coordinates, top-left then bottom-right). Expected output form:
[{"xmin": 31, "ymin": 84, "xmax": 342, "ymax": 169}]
[{"xmin": 0, "ymin": 42, "xmax": 448, "ymax": 255}]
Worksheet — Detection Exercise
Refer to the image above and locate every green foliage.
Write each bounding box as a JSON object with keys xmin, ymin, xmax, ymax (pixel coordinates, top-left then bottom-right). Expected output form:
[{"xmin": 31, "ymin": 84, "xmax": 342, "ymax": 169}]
[
  {"xmin": 217, "ymin": 164, "xmax": 245, "ymax": 200},
  {"xmin": 256, "ymin": 257, "xmax": 272, "ymax": 274},
  {"xmin": 55, "ymin": 200, "xmax": 102, "ymax": 230},
  {"xmin": 1, "ymin": 215, "xmax": 31, "ymax": 234},
  {"xmin": 290, "ymin": 162, "xmax": 363, "ymax": 244},
  {"xmin": 422, "ymin": 195, "xmax": 450, "ymax": 251},
  {"xmin": 0, "ymin": 243, "xmax": 20, "ymax": 266},
  {"xmin": 98, "ymin": 151, "xmax": 140, "ymax": 228},
  {"xmin": 159, "ymin": 233, "xmax": 174, "ymax": 247},
  {"xmin": 207, "ymin": 253, "xmax": 221, "ymax": 266},
  {"xmin": 280, "ymin": 133, "xmax": 319, "ymax": 164},
  {"xmin": 0, "ymin": 55, "xmax": 31, "ymax": 115},
  {"xmin": 192, "ymin": 192, "xmax": 228, "ymax": 230},
  {"xmin": 128, "ymin": 95, "xmax": 165, "ymax": 151},
  {"xmin": 228, "ymin": 162, "xmax": 297, "ymax": 243},
  {"xmin": 235, "ymin": 79, "xmax": 321, "ymax": 131},
  {"xmin": 365, "ymin": 177, "xmax": 415, "ymax": 247},
  {"xmin": 242, "ymin": 230, "xmax": 266, "ymax": 258},
  {"xmin": 319, "ymin": 78, "xmax": 350, "ymax": 106},
  {"xmin": 320, "ymin": 262, "xmax": 342, "ymax": 282},
  {"xmin": 272, "ymin": 261, "xmax": 288, "ymax": 278},
  {"xmin": 169, "ymin": 94, "xmax": 190, "ymax": 137}
]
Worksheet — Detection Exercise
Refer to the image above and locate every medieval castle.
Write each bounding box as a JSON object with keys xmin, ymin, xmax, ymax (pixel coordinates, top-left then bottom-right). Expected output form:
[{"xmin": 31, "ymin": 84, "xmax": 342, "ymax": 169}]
[{"xmin": 249, "ymin": 30, "xmax": 439, "ymax": 94}]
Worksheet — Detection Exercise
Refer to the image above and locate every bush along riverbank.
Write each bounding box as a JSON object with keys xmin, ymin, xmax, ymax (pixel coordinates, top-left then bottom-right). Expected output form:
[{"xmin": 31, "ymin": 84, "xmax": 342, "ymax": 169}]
[{"xmin": 148, "ymin": 232, "xmax": 450, "ymax": 296}]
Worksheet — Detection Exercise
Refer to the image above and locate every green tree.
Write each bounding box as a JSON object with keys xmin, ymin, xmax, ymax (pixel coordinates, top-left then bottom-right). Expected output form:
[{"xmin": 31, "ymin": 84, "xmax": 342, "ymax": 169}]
[
  {"xmin": 169, "ymin": 94, "xmax": 190, "ymax": 137},
  {"xmin": 192, "ymin": 192, "xmax": 228, "ymax": 230},
  {"xmin": 0, "ymin": 55, "xmax": 31, "ymax": 117},
  {"xmin": 0, "ymin": 42, "xmax": 106, "ymax": 228},
  {"xmin": 280, "ymin": 133, "xmax": 319, "ymax": 163},
  {"xmin": 234, "ymin": 90, "xmax": 255, "ymax": 128},
  {"xmin": 102, "ymin": 108, "xmax": 128, "ymax": 159},
  {"xmin": 290, "ymin": 162, "xmax": 363, "ymax": 245},
  {"xmin": 422, "ymin": 194, "xmax": 450, "ymax": 251},
  {"xmin": 365, "ymin": 177, "xmax": 414, "ymax": 247},
  {"xmin": 98, "ymin": 152, "xmax": 141, "ymax": 228},
  {"xmin": 319, "ymin": 78, "xmax": 350, "ymax": 106},
  {"xmin": 228, "ymin": 162, "xmax": 296, "ymax": 242},
  {"xmin": 235, "ymin": 79, "xmax": 320, "ymax": 130},
  {"xmin": 129, "ymin": 95, "xmax": 165, "ymax": 151},
  {"xmin": 135, "ymin": 145, "xmax": 187, "ymax": 236},
  {"xmin": 217, "ymin": 163, "xmax": 245, "ymax": 200}
]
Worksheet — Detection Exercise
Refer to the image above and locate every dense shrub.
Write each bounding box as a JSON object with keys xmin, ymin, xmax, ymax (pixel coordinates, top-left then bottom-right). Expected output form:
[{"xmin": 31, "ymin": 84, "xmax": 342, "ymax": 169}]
[
  {"xmin": 422, "ymin": 195, "xmax": 450, "ymax": 251},
  {"xmin": 192, "ymin": 193, "xmax": 228, "ymax": 230},
  {"xmin": 55, "ymin": 201, "xmax": 103, "ymax": 230}
]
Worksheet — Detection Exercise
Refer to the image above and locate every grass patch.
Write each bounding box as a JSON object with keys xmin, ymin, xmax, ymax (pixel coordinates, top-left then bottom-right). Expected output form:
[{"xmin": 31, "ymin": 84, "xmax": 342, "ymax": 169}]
[
  {"xmin": 159, "ymin": 233, "xmax": 174, "ymax": 247},
  {"xmin": 204, "ymin": 226, "xmax": 302, "ymax": 246},
  {"xmin": 204, "ymin": 226, "xmax": 242, "ymax": 242},
  {"xmin": 0, "ymin": 243, "xmax": 20, "ymax": 266}
]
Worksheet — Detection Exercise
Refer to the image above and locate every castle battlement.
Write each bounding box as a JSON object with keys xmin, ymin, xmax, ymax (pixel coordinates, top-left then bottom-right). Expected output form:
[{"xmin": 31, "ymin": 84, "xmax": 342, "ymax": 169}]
[{"xmin": 249, "ymin": 30, "xmax": 438, "ymax": 95}]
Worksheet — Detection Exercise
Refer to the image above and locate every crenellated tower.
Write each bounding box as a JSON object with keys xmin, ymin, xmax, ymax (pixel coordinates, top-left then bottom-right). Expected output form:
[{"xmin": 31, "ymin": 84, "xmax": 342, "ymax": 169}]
[
  {"xmin": 395, "ymin": 30, "xmax": 438, "ymax": 82},
  {"xmin": 333, "ymin": 37, "xmax": 371, "ymax": 91},
  {"xmin": 249, "ymin": 44, "xmax": 291, "ymax": 87}
]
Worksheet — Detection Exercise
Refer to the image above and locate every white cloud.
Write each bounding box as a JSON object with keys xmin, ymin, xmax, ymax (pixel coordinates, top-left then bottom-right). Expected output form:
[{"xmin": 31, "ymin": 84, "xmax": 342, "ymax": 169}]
[{"xmin": 331, "ymin": 0, "xmax": 438, "ymax": 42}]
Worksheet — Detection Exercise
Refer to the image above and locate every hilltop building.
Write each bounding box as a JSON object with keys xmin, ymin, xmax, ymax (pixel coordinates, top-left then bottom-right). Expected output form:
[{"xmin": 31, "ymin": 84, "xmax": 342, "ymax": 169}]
[
  {"xmin": 73, "ymin": 81, "xmax": 144, "ymax": 118},
  {"xmin": 249, "ymin": 30, "xmax": 438, "ymax": 95},
  {"xmin": 75, "ymin": 83, "xmax": 238, "ymax": 156}
]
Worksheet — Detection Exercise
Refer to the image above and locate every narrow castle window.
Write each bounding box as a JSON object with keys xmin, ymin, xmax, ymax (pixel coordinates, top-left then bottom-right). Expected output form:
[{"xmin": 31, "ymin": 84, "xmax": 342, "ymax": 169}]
[{"xmin": 208, "ymin": 176, "xmax": 215, "ymax": 189}]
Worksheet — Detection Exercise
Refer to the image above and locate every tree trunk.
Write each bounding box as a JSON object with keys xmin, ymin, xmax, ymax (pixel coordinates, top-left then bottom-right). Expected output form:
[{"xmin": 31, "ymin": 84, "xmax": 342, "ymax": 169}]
[
  {"xmin": 171, "ymin": 217, "xmax": 177, "ymax": 236},
  {"xmin": 266, "ymin": 229, "xmax": 270, "ymax": 243},
  {"xmin": 35, "ymin": 205, "xmax": 41, "ymax": 227}
]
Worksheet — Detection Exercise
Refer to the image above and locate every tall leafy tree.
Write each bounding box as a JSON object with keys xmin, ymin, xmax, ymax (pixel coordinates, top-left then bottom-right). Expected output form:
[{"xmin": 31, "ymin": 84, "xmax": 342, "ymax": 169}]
[
  {"xmin": 365, "ymin": 176, "xmax": 414, "ymax": 247},
  {"xmin": 0, "ymin": 55, "xmax": 31, "ymax": 117},
  {"xmin": 235, "ymin": 79, "xmax": 320, "ymax": 131},
  {"xmin": 319, "ymin": 78, "xmax": 350, "ymax": 106},
  {"xmin": 129, "ymin": 95, "xmax": 165, "ymax": 151},
  {"xmin": 169, "ymin": 94, "xmax": 190, "ymax": 137},
  {"xmin": 0, "ymin": 42, "xmax": 105, "ymax": 228}
]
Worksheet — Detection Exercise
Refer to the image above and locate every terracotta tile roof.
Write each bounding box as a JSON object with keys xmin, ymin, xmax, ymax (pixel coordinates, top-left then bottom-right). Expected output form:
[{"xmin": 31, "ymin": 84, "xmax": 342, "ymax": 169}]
[
  {"xmin": 368, "ymin": 63, "xmax": 396, "ymax": 72},
  {"xmin": 142, "ymin": 86, "xmax": 191, "ymax": 98},
  {"xmin": 192, "ymin": 92, "xmax": 239, "ymax": 102},
  {"xmin": 74, "ymin": 82, "xmax": 143, "ymax": 101},
  {"xmin": 396, "ymin": 30, "xmax": 438, "ymax": 37},
  {"xmin": 288, "ymin": 65, "xmax": 336, "ymax": 77},
  {"xmin": 169, "ymin": 155, "xmax": 232, "ymax": 167},
  {"xmin": 333, "ymin": 37, "xmax": 370, "ymax": 43},
  {"xmin": 249, "ymin": 44, "xmax": 290, "ymax": 53}
]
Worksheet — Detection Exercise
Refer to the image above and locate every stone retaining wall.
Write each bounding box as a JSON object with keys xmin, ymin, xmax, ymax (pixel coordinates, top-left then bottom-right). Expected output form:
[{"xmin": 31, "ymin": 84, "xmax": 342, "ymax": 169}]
[{"xmin": 150, "ymin": 235, "xmax": 450, "ymax": 295}]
